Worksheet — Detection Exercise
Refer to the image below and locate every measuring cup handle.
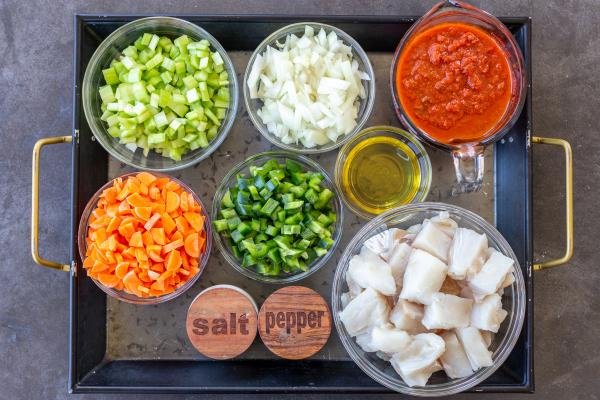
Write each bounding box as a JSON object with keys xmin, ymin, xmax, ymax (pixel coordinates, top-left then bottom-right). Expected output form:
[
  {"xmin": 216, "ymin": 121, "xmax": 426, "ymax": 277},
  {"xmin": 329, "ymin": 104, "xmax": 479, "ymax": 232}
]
[{"xmin": 451, "ymin": 145, "xmax": 485, "ymax": 194}]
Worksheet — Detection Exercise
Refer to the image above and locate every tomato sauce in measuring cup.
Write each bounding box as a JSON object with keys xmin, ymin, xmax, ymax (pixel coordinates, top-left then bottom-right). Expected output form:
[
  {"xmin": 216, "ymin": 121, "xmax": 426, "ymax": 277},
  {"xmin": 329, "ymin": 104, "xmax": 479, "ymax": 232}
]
[
  {"xmin": 391, "ymin": 1, "xmax": 527, "ymax": 193},
  {"xmin": 395, "ymin": 22, "xmax": 512, "ymax": 144}
]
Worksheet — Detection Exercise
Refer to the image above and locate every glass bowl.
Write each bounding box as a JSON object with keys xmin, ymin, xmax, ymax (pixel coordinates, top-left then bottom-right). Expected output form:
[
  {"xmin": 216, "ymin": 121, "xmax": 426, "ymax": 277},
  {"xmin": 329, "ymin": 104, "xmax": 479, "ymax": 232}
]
[
  {"xmin": 243, "ymin": 22, "xmax": 375, "ymax": 154},
  {"xmin": 77, "ymin": 173, "xmax": 212, "ymax": 305},
  {"xmin": 82, "ymin": 17, "xmax": 239, "ymax": 171},
  {"xmin": 212, "ymin": 151, "xmax": 344, "ymax": 283},
  {"xmin": 334, "ymin": 125, "xmax": 432, "ymax": 219},
  {"xmin": 332, "ymin": 202, "xmax": 526, "ymax": 396}
]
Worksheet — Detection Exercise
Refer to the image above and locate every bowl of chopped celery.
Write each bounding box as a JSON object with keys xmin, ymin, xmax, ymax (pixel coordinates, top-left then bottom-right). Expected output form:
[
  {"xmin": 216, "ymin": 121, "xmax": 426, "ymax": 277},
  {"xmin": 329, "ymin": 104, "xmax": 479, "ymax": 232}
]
[
  {"xmin": 82, "ymin": 17, "xmax": 238, "ymax": 171},
  {"xmin": 211, "ymin": 151, "xmax": 344, "ymax": 283}
]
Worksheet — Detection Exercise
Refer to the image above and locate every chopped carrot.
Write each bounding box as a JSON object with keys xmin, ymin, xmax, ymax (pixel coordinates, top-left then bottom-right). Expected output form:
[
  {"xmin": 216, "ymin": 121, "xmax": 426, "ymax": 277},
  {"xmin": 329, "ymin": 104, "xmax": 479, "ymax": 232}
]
[
  {"xmin": 165, "ymin": 191, "xmax": 180, "ymax": 213},
  {"xmin": 129, "ymin": 231, "xmax": 143, "ymax": 248},
  {"xmin": 82, "ymin": 173, "xmax": 206, "ymax": 299},
  {"xmin": 184, "ymin": 233, "xmax": 200, "ymax": 258}
]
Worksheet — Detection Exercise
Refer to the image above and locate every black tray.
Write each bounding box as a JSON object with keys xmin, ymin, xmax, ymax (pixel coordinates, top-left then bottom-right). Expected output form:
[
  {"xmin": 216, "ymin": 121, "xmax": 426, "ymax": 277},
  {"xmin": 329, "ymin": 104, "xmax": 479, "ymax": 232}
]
[{"xmin": 69, "ymin": 14, "xmax": 533, "ymax": 394}]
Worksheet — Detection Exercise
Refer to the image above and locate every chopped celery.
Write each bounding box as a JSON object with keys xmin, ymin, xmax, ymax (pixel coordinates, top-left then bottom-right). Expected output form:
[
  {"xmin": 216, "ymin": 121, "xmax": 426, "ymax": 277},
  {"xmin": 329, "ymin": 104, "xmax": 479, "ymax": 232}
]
[{"xmin": 97, "ymin": 32, "xmax": 231, "ymax": 160}]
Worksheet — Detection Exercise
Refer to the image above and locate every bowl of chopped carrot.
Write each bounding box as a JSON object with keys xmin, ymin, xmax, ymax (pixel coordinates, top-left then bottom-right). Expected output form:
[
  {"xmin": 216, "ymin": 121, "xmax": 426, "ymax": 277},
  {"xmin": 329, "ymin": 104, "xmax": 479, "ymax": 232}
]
[{"xmin": 77, "ymin": 172, "xmax": 211, "ymax": 304}]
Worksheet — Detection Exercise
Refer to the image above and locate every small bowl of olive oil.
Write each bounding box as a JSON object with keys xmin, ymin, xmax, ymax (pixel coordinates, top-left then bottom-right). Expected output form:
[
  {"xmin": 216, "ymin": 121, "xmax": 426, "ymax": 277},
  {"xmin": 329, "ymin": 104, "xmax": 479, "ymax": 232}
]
[{"xmin": 335, "ymin": 126, "xmax": 431, "ymax": 219}]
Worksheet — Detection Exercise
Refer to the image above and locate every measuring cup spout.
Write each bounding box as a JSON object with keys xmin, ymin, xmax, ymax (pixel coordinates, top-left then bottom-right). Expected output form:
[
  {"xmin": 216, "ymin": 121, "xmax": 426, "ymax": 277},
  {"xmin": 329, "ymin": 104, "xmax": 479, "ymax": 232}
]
[{"xmin": 451, "ymin": 145, "xmax": 485, "ymax": 194}]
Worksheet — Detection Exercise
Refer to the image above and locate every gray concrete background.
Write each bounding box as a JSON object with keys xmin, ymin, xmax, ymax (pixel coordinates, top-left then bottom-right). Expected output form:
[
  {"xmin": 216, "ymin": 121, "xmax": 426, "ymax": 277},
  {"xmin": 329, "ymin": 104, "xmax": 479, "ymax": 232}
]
[{"xmin": 0, "ymin": 0, "xmax": 598, "ymax": 399}]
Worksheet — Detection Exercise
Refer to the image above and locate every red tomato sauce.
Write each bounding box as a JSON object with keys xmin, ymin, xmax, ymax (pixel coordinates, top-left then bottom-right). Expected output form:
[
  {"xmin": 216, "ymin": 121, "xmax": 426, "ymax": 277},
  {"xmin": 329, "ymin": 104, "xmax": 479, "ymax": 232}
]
[{"xmin": 395, "ymin": 22, "xmax": 512, "ymax": 144}]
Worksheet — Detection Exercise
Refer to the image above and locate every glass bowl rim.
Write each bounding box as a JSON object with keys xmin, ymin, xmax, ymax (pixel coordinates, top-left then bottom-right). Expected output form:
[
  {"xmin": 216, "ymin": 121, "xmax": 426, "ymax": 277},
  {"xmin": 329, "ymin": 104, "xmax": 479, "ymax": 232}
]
[
  {"xmin": 331, "ymin": 201, "xmax": 526, "ymax": 396},
  {"xmin": 77, "ymin": 171, "xmax": 212, "ymax": 305},
  {"xmin": 81, "ymin": 16, "xmax": 239, "ymax": 172},
  {"xmin": 242, "ymin": 21, "xmax": 376, "ymax": 154},
  {"xmin": 334, "ymin": 125, "xmax": 433, "ymax": 219},
  {"xmin": 211, "ymin": 150, "xmax": 344, "ymax": 284}
]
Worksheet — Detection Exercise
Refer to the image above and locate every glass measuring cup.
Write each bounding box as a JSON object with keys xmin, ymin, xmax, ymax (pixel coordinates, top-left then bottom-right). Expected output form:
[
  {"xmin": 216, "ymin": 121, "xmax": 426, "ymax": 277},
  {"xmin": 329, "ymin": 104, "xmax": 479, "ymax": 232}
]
[{"xmin": 391, "ymin": 0, "xmax": 527, "ymax": 193}]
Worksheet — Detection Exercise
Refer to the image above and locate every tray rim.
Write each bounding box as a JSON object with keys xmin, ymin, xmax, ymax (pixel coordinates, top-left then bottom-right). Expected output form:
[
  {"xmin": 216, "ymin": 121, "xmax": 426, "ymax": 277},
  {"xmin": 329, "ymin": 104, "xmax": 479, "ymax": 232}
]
[{"xmin": 69, "ymin": 13, "xmax": 533, "ymax": 394}]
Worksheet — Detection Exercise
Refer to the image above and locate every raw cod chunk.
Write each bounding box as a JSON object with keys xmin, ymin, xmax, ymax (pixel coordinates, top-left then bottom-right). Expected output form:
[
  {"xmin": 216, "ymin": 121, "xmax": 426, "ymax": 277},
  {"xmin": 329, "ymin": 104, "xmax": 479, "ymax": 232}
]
[
  {"xmin": 363, "ymin": 228, "xmax": 404, "ymax": 255},
  {"xmin": 369, "ymin": 324, "xmax": 412, "ymax": 354},
  {"xmin": 390, "ymin": 299, "xmax": 427, "ymax": 334},
  {"xmin": 347, "ymin": 247, "xmax": 396, "ymax": 296},
  {"xmin": 400, "ymin": 249, "xmax": 448, "ymax": 305},
  {"xmin": 390, "ymin": 333, "xmax": 446, "ymax": 387},
  {"xmin": 430, "ymin": 211, "xmax": 458, "ymax": 238},
  {"xmin": 469, "ymin": 250, "xmax": 514, "ymax": 301},
  {"xmin": 340, "ymin": 287, "xmax": 390, "ymax": 336},
  {"xmin": 447, "ymin": 228, "xmax": 488, "ymax": 280},
  {"xmin": 422, "ymin": 293, "xmax": 473, "ymax": 330},
  {"xmin": 470, "ymin": 294, "xmax": 508, "ymax": 333},
  {"xmin": 383, "ymin": 242, "xmax": 412, "ymax": 288},
  {"xmin": 455, "ymin": 327, "xmax": 493, "ymax": 370},
  {"xmin": 440, "ymin": 331, "xmax": 474, "ymax": 379},
  {"xmin": 412, "ymin": 220, "xmax": 453, "ymax": 262}
]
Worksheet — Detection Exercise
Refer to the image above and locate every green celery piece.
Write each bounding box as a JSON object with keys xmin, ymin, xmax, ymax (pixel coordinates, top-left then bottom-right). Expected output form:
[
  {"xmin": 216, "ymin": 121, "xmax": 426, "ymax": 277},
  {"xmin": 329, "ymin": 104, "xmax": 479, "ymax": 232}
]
[
  {"xmin": 98, "ymin": 85, "xmax": 115, "ymax": 103},
  {"xmin": 102, "ymin": 67, "xmax": 120, "ymax": 85},
  {"xmin": 213, "ymin": 219, "xmax": 229, "ymax": 232}
]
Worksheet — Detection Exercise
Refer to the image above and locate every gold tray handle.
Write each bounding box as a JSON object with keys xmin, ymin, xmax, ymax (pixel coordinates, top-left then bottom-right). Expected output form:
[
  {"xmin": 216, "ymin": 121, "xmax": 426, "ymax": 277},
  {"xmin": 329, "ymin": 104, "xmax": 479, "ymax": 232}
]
[
  {"xmin": 532, "ymin": 136, "xmax": 574, "ymax": 271},
  {"xmin": 31, "ymin": 135, "xmax": 73, "ymax": 272}
]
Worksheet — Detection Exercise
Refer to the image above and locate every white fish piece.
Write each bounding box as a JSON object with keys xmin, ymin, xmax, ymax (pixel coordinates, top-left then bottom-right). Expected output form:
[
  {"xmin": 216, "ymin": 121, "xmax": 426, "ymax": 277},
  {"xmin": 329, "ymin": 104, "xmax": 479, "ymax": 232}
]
[
  {"xmin": 346, "ymin": 272, "xmax": 362, "ymax": 298},
  {"xmin": 355, "ymin": 332, "xmax": 377, "ymax": 353},
  {"xmin": 469, "ymin": 251, "xmax": 514, "ymax": 301},
  {"xmin": 340, "ymin": 287, "xmax": 390, "ymax": 336},
  {"xmin": 347, "ymin": 247, "xmax": 396, "ymax": 296},
  {"xmin": 407, "ymin": 223, "xmax": 422, "ymax": 234},
  {"xmin": 447, "ymin": 228, "xmax": 488, "ymax": 280},
  {"xmin": 369, "ymin": 324, "xmax": 412, "ymax": 354},
  {"xmin": 502, "ymin": 271, "xmax": 515, "ymax": 288},
  {"xmin": 456, "ymin": 327, "xmax": 493, "ymax": 370},
  {"xmin": 481, "ymin": 330, "xmax": 494, "ymax": 348},
  {"xmin": 431, "ymin": 211, "xmax": 458, "ymax": 238},
  {"xmin": 440, "ymin": 331, "xmax": 473, "ymax": 379},
  {"xmin": 390, "ymin": 333, "xmax": 446, "ymax": 387},
  {"xmin": 422, "ymin": 293, "xmax": 473, "ymax": 330},
  {"xmin": 384, "ymin": 242, "xmax": 412, "ymax": 288},
  {"xmin": 363, "ymin": 228, "xmax": 403, "ymax": 255},
  {"xmin": 470, "ymin": 294, "xmax": 508, "ymax": 333},
  {"xmin": 381, "ymin": 229, "xmax": 408, "ymax": 261},
  {"xmin": 400, "ymin": 249, "xmax": 448, "ymax": 305},
  {"xmin": 390, "ymin": 299, "xmax": 427, "ymax": 334},
  {"xmin": 412, "ymin": 220, "xmax": 453, "ymax": 262}
]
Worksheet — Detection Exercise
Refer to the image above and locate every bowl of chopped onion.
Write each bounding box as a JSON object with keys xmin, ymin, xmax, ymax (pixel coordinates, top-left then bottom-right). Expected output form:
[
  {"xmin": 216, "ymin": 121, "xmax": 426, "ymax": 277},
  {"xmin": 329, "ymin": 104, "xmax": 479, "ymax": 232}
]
[
  {"xmin": 82, "ymin": 17, "xmax": 239, "ymax": 171},
  {"xmin": 243, "ymin": 22, "xmax": 375, "ymax": 153}
]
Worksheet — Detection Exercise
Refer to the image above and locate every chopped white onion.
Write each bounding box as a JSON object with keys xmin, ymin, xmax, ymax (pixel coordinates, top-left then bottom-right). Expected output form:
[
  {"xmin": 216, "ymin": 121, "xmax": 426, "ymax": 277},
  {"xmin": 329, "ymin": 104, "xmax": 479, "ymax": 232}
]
[{"xmin": 248, "ymin": 26, "xmax": 370, "ymax": 148}]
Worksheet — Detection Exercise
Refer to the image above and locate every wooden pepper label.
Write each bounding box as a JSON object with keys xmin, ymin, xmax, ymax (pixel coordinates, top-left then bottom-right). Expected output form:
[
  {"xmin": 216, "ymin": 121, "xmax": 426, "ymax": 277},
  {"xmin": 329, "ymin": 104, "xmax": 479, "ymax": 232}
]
[
  {"xmin": 186, "ymin": 285, "xmax": 258, "ymax": 360},
  {"xmin": 258, "ymin": 286, "xmax": 331, "ymax": 360}
]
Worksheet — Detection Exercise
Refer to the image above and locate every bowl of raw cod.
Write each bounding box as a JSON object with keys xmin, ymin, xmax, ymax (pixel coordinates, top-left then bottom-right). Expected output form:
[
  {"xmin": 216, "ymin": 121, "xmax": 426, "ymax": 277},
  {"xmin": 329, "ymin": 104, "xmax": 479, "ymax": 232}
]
[
  {"xmin": 82, "ymin": 17, "xmax": 239, "ymax": 171},
  {"xmin": 332, "ymin": 202, "xmax": 525, "ymax": 396},
  {"xmin": 243, "ymin": 22, "xmax": 375, "ymax": 153}
]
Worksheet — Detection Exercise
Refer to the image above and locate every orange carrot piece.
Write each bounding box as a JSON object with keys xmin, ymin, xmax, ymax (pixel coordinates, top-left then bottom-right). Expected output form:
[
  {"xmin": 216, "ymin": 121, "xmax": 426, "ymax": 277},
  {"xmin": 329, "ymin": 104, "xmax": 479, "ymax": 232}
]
[
  {"xmin": 115, "ymin": 262, "xmax": 129, "ymax": 279},
  {"xmin": 129, "ymin": 231, "xmax": 143, "ymax": 247},
  {"xmin": 183, "ymin": 212, "xmax": 204, "ymax": 232},
  {"xmin": 144, "ymin": 213, "xmax": 161, "ymax": 231},
  {"xmin": 162, "ymin": 239, "xmax": 184, "ymax": 254},
  {"xmin": 175, "ymin": 215, "xmax": 190, "ymax": 234},
  {"xmin": 150, "ymin": 228, "xmax": 166, "ymax": 245},
  {"xmin": 184, "ymin": 233, "xmax": 200, "ymax": 258},
  {"xmin": 166, "ymin": 250, "xmax": 182, "ymax": 271},
  {"xmin": 161, "ymin": 213, "xmax": 176, "ymax": 235},
  {"xmin": 179, "ymin": 192, "xmax": 189, "ymax": 212},
  {"xmin": 98, "ymin": 273, "xmax": 120, "ymax": 288},
  {"xmin": 165, "ymin": 191, "xmax": 180, "ymax": 213},
  {"xmin": 133, "ymin": 206, "xmax": 152, "ymax": 221}
]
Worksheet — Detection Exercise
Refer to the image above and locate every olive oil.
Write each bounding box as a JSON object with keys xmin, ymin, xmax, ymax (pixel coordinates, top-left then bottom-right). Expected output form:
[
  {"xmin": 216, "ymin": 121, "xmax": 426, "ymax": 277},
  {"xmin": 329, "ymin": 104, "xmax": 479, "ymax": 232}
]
[{"xmin": 341, "ymin": 136, "xmax": 421, "ymax": 215}]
